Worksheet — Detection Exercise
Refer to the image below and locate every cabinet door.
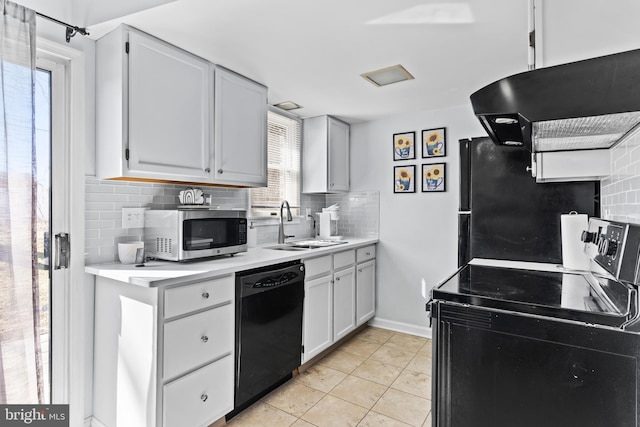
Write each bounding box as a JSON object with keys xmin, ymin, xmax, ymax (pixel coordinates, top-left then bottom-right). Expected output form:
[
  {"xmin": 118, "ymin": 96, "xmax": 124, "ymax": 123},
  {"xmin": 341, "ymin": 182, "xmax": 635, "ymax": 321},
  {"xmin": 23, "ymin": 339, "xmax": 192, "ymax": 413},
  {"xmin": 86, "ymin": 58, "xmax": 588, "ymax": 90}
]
[
  {"xmin": 328, "ymin": 117, "xmax": 349, "ymax": 192},
  {"xmin": 333, "ymin": 267, "xmax": 356, "ymax": 341},
  {"xmin": 214, "ymin": 68, "xmax": 267, "ymax": 186},
  {"xmin": 163, "ymin": 355, "xmax": 233, "ymax": 427},
  {"xmin": 303, "ymin": 275, "xmax": 333, "ymax": 363},
  {"xmin": 127, "ymin": 31, "xmax": 211, "ymax": 181},
  {"xmin": 356, "ymin": 260, "xmax": 375, "ymax": 325}
]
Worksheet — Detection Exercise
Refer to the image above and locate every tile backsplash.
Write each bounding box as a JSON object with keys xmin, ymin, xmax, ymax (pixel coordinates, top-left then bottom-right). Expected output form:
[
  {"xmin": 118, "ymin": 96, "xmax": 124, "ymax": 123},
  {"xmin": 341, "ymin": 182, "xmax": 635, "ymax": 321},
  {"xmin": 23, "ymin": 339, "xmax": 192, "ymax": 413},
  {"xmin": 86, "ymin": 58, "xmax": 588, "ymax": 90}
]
[
  {"xmin": 601, "ymin": 131, "xmax": 640, "ymax": 224},
  {"xmin": 85, "ymin": 176, "xmax": 380, "ymax": 265}
]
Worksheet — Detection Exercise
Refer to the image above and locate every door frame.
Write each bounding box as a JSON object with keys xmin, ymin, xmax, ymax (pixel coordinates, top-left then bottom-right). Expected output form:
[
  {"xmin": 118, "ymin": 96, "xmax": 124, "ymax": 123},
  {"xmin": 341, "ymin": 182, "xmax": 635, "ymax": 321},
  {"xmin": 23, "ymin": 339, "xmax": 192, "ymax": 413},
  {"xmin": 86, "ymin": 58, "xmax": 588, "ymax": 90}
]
[{"xmin": 36, "ymin": 37, "xmax": 85, "ymax": 425}]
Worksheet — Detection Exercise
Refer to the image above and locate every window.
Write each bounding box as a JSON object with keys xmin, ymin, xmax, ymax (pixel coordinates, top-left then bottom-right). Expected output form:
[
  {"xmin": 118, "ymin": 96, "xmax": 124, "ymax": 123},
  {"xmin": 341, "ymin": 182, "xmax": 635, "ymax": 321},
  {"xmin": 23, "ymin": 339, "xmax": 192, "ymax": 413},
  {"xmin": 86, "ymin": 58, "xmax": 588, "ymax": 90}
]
[{"xmin": 251, "ymin": 108, "xmax": 302, "ymax": 217}]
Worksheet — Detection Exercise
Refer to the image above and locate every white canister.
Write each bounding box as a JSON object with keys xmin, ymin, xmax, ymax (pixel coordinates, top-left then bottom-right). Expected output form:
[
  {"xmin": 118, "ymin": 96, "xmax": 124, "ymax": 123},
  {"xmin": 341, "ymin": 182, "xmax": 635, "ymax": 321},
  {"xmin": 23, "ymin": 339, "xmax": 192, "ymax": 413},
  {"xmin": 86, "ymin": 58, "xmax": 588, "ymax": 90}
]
[{"xmin": 118, "ymin": 241, "xmax": 145, "ymax": 264}]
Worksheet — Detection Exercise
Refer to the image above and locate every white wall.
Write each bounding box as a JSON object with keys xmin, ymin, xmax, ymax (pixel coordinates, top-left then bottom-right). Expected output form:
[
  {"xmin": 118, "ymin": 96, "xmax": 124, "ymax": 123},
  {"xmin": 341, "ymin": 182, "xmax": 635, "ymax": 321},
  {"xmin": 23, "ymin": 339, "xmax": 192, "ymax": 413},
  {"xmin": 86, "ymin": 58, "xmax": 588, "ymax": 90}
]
[{"xmin": 350, "ymin": 104, "xmax": 484, "ymax": 336}]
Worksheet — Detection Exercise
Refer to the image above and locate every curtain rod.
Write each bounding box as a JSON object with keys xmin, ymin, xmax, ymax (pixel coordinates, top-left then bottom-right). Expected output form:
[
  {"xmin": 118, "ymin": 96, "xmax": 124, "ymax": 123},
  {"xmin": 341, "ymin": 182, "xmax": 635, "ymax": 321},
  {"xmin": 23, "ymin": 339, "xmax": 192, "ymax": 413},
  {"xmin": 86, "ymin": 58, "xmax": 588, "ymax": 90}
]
[{"xmin": 35, "ymin": 12, "xmax": 89, "ymax": 43}]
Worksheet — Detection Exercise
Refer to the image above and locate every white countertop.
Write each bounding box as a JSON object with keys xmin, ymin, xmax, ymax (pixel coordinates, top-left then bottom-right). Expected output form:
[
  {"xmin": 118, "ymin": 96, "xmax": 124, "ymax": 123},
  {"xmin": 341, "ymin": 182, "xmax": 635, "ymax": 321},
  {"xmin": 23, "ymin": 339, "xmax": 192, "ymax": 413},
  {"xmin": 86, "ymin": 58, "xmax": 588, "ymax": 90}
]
[{"xmin": 85, "ymin": 237, "xmax": 378, "ymax": 287}]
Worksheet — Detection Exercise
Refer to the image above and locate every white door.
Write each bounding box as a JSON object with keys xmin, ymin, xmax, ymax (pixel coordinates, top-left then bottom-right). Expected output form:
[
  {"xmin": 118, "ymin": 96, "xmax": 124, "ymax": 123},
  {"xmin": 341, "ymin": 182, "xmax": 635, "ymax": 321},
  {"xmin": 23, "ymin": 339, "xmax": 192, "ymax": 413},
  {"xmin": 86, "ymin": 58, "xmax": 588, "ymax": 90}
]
[
  {"xmin": 328, "ymin": 118, "xmax": 349, "ymax": 192},
  {"xmin": 128, "ymin": 31, "xmax": 211, "ymax": 181},
  {"xmin": 302, "ymin": 275, "xmax": 333, "ymax": 362},
  {"xmin": 333, "ymin": 267, "xmax": 356, "ymax": 341},
  {"xmin": 214, "ymin": 67, "xmax": 267, "ymax": 186},
  {"xmin": 356, "ymin": 260, "xmax": 376, "ymax": 325}
]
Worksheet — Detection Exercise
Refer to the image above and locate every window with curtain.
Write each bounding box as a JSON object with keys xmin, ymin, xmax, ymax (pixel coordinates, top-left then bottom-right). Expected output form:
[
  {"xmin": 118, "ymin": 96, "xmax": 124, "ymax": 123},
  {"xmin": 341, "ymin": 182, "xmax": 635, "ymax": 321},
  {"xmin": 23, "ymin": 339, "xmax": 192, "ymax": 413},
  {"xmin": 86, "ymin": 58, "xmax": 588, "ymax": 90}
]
[
  {"xmin": 0, "ymin": 1, "xmax": 48, "ymax": 404},
  {"xmin": 251, "ymin": 109, "xmax": 301, "ymax": 217}
]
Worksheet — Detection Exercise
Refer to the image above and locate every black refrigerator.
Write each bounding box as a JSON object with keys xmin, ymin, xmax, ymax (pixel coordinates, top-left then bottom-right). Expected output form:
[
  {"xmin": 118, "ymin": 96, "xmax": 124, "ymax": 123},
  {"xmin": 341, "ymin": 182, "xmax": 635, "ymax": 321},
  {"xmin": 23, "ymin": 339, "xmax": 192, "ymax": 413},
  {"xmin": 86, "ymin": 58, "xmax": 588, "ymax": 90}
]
[{"xmin": 458, "ymin": 137, "xmax": 600, "ymax": 266}]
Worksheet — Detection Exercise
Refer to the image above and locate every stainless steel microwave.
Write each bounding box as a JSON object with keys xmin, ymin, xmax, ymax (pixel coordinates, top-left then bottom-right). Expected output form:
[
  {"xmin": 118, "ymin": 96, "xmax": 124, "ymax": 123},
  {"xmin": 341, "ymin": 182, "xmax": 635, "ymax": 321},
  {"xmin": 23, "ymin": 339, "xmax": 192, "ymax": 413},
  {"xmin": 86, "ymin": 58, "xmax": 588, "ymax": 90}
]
[{"xmin": 144, "ymin": 209, "xmax": 247, "ymax": 261}]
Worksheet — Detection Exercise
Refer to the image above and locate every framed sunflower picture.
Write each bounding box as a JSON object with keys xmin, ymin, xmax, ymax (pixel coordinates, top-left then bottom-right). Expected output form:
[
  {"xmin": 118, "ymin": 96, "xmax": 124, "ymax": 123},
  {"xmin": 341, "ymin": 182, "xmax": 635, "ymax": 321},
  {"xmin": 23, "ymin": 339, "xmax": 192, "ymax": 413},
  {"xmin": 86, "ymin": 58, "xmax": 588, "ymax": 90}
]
[
  {"xmin": 422, "ymin": 163, "xmax": 446, "ymax": 192},
  {"xmin": 394, "ymin": 165, "xmax": 416, "ymax": 193},
  {"xmin": 393, "ymin": 131, "xmax": 416, "ymax": 161},
  {"xmin": 422, "ymin": 127, "xmax": 446, "ymax": 158}
]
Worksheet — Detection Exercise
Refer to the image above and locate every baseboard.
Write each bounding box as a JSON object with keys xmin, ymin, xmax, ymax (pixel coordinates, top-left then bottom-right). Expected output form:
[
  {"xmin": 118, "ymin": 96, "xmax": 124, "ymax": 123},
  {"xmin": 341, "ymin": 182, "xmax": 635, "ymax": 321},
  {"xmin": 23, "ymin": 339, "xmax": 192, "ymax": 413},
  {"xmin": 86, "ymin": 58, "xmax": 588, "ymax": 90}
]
[
  {"xmin": 368, "ymin": 317, "xmax": 432, "ymax": 339},
  {"xmin": 85, "ymin": 416, "xmax": 106, "ymax": 427}
]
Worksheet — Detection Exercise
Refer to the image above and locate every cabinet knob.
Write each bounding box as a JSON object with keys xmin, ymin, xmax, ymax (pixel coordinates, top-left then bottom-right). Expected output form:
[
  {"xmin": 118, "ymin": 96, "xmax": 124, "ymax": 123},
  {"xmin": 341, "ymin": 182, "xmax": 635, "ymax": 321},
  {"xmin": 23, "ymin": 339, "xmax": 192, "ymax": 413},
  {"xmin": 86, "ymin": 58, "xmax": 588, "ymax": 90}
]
[
  {"xmin": 204, "ymin": 168, "xmax": 211, "ymax": 173},
  {"xmin": 335, "ymin": 277, "xmax": 341, "ymax": 281},
  {"xmin": 201, "ymin": 394, "xmax": 208, "ymax": 402},
  {"xmin": 201, "ymin": 335, "xmax": 209, "ymax": 343},
  {"xmin": 330, "ymin": 182, "xmax": 334, "ymax": 187},
  {"xmin": 202, "ymin": 292, "xmax": 210, "ymax": 299},
  {"xmin": 358, "ymin": 269, "xmax": 363, "ymax": 273},
  {"xmin": 218, "ymin": 169, "xmax": 224, "ymax": 174},
  {"xmin": 365, "ymin": 252, "xmax": 371, "ymax": 256}
]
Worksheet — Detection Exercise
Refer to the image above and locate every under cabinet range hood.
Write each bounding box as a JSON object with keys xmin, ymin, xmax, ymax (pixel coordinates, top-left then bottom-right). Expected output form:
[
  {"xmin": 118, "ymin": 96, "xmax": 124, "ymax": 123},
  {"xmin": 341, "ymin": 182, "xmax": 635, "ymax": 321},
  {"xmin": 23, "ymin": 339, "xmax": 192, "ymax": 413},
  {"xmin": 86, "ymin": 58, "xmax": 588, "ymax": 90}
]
[{"xmin": 470, "ymin": 48, "xmax": 640, "ymax": 153}]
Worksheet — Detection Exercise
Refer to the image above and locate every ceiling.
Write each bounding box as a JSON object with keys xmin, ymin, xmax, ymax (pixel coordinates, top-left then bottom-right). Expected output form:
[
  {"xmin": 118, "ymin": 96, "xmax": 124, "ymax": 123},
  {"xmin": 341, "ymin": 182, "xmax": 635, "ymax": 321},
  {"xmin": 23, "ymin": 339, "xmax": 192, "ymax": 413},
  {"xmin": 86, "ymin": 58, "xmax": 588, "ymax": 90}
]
[{"xmin": 26, "ymin": 0, "xmax": 531, "ymax": 124}]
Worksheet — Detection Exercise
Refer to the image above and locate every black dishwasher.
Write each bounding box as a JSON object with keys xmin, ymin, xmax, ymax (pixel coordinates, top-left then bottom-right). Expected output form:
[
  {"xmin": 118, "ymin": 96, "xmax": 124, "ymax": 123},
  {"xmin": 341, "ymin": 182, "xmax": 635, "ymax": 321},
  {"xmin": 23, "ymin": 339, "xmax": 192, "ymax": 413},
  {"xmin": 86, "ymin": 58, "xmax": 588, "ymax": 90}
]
[{"xmin": 228, "ymin": 260, "xmax": 305, "ymax": 419}]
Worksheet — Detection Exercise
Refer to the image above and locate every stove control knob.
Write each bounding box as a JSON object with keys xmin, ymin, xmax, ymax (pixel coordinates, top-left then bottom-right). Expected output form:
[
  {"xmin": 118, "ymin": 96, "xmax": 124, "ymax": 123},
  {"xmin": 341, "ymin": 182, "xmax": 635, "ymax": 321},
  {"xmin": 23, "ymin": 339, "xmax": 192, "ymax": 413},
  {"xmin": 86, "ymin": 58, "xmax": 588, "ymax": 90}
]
[
  {"xmin": 581, "ymin": 230, "xmax": 598, "ymax": 243},
  {"xmin": 598, "ymin": 239, "xmax": 618, "ymax": 257}
]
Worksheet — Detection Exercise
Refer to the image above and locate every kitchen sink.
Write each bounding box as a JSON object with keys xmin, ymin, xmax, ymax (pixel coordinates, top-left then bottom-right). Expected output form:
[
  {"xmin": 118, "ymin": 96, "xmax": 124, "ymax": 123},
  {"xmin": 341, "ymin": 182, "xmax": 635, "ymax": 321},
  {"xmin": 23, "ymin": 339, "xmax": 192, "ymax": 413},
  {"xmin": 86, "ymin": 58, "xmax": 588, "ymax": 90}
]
[{"xmin": 264, "ymin": 240, "xmax": 348, "ymax": 251}]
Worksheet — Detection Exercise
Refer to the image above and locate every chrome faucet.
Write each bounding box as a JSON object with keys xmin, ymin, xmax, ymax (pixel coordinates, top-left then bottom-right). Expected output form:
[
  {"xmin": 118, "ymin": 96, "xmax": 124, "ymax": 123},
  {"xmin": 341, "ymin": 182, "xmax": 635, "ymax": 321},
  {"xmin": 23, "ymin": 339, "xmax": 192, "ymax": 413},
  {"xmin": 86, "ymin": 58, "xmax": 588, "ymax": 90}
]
[{"xmin": 278, "ymin": 200, "xmax": 293, "ymax": 244}]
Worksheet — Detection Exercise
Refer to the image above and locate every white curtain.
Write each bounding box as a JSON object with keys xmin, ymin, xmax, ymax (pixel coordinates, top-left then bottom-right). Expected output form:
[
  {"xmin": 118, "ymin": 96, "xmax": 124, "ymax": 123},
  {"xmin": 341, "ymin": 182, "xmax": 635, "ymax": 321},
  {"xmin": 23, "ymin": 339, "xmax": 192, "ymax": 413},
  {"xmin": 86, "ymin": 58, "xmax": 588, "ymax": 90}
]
[{"xmin": 0, "ymin": 0, "xmax": 41, "ymax": 403}]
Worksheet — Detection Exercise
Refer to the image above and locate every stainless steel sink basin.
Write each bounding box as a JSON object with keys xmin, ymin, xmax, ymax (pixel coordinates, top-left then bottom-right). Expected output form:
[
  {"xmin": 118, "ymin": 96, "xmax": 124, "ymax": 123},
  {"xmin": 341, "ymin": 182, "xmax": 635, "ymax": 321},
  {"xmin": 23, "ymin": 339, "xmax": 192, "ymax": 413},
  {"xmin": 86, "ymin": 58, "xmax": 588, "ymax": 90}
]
[
  {"xmin": 263, "ymin": 244, "xmax": 311, "ymax": 251},
  {"xmin": 263, "ymin": 240, "xmax": 348, "ymax": 251}
]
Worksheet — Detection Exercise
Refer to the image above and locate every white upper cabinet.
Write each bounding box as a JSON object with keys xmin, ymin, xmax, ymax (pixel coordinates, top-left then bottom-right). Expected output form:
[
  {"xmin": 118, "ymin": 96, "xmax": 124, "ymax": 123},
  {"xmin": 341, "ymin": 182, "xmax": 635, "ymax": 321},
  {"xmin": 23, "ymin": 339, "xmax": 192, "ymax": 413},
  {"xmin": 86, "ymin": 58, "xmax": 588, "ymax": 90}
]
[
  {"xmin": 96, "ymin": 25, "xmax": 267, "ymax": 187},
  {"xmin": 533, "ymin": 0, "xmax": 640, "ymax": 68},
  {"xmin": 213, "ymin": 67, "xmax": 267, "ymax": 187},
  {"xmin": 127, "ymin": 31, "xmax": 212, "ymax": 181},
  {"xmin": 303, "ymin": 115, "xmax": 350, "ymax": 193}
]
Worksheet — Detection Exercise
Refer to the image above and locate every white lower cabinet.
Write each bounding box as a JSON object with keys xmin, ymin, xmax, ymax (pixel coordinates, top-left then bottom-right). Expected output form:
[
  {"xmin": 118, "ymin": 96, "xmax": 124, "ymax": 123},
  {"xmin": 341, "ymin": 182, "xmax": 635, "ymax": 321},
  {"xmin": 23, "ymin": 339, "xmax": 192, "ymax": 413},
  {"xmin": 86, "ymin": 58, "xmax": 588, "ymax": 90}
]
[
  {"xmin": 302, "ymin": 275, "xmax": 333, "ymax": 361},
  {"xmin": 333, "ymin": 267, "xmax": 356, "ymax": 341},
  {"xmin": 163, "ymin": 354, "xmax": 234, "ymax": 427},
  {"xmin": 302, "ymin": 244, "xmax": 375, "ymax": 363},
  {"xmin": 93, "ymin": 274, "xmax": 234, "ymax": 427},
  {"xmin": 356, "ymin": 260, "xmax": 376, "ymax": 325}
]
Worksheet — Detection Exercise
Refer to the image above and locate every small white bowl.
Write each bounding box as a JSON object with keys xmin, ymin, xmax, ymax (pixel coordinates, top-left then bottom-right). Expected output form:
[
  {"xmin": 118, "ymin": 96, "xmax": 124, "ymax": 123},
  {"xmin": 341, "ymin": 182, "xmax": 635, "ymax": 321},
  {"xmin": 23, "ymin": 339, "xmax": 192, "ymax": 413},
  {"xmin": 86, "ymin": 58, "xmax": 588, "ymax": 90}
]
[{"xmin": 118, "ymin": 242, "xmax": 144, "ymax": 264}]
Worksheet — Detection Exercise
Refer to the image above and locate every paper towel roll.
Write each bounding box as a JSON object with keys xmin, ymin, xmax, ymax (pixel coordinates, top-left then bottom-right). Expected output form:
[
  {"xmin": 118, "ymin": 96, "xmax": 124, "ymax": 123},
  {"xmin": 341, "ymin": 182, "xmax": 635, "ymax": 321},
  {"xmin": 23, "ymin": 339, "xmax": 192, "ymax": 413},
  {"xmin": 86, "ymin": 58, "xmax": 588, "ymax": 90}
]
[
  {"xmin": 318, "ymin": 212, "xmax": 331, "ymax": 239},
  {"xmin": 561, "ymin": 212, "xmax": 590, "ymax": 270}
]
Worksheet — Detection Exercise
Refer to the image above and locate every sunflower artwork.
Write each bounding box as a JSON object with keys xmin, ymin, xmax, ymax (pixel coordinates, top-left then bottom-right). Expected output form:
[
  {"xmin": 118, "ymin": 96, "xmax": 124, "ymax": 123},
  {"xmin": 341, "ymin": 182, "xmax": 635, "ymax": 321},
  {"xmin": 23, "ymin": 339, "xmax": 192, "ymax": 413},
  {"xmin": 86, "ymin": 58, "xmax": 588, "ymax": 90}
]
[
  {"xmin": 394, "ymin": 165, "xmax": 415, "ymax": 193},
  {"xmin": 422, "ymin": 127, "xmax": 446, "ymax": 158},
  {"xmin": 393, "ymin": 131, "xmax": 416, "ymax": 160},
  {"xmin": 422, "ymin": 163, "xmax": 446, "ymax": 192}
]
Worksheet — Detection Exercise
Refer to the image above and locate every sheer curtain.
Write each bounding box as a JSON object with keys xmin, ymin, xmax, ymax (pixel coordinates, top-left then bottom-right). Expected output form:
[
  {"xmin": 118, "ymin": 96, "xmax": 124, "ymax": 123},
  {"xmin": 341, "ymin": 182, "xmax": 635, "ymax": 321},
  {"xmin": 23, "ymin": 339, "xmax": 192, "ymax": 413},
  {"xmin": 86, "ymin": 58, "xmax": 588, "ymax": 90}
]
[{"xmin": 0, "ymin": 0, "xmax": 42, "ymax": 403}]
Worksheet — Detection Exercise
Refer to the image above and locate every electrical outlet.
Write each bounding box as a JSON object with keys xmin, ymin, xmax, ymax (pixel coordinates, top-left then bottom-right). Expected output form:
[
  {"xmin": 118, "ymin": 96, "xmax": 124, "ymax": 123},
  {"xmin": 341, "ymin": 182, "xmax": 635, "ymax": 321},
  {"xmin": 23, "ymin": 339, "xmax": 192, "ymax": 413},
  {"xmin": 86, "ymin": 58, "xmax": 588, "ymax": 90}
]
[
  {"xmin": 305, "ymin": 208, "xmax": 311, "ymax": 217},
  {"xmin": 122, "ymin": 207, "xmax": 147, "ymax": 229}
]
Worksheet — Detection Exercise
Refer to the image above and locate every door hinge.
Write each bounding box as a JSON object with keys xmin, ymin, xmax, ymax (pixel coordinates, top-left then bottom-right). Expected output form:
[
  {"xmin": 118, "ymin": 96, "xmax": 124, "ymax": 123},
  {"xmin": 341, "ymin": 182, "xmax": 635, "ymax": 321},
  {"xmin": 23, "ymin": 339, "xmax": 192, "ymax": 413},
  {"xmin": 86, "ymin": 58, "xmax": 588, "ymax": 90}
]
[
  {"xmin": 125, "ymin": 148, "xmax": 130, "ymax": 161},
  {"xmin": 54, "ymin": 233, "xmax": 70, "ymax": 270},
  {"xmin": 529, "ymin": 30, "xmax": 535, "ymax": 48},
  {"xmin": 125, "ymin": 41, "xmax": 129, "ymax": 54}
]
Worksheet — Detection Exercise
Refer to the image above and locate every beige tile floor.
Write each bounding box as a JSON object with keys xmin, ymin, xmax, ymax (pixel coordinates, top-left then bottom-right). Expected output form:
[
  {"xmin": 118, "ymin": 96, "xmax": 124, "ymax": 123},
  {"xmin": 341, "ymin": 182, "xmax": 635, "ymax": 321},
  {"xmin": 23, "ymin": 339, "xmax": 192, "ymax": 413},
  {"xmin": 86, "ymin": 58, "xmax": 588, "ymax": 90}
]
[{"xmin": 226, "ymin": 327, "xmax": 433, "ymax": 427}]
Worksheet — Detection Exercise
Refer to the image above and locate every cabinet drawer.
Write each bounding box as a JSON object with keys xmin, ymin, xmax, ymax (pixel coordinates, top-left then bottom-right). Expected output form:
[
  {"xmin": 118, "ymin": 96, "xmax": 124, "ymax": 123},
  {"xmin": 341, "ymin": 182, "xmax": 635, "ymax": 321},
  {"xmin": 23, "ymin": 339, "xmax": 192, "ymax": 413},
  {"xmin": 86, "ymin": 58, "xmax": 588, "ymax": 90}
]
[
  {"xmin": 356, "ymin": 245, "xmax": 376, "ymax": 263},
  {"xmin": 163, "ymin": 303, "xmax": 233, "ymax": 379},
  {"xmin": 164, "ymin": 275, "xmax": 234, "ymax": 319},
  {"xmin": 334, "ymin": 249, "xmax": 355, "ymax": 270},
  {"xmin": 305, "ymin": 255, "xmax": 332, "ymax": 278},
  {"xmin": 163, "ymin": 354, "xmax": 233, "ymax": 427}
]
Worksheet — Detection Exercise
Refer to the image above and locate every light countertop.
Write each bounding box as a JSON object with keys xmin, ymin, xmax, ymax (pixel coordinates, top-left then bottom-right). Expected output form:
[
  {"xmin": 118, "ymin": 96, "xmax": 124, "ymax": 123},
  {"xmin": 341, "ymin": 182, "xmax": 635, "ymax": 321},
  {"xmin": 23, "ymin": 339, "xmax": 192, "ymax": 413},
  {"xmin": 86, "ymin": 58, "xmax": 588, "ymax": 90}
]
[{"xmin": 85, "ymin": 237, "xmax": 378, "ymax": 287}]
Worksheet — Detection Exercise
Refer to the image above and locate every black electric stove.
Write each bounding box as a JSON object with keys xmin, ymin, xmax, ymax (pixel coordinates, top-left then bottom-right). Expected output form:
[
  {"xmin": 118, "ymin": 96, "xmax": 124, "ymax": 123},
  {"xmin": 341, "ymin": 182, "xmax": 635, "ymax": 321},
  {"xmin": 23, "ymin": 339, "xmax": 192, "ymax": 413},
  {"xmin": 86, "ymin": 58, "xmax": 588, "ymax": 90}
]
[{"xmin": 428, "ymin": 218, "xmax": 640, "ymax": 427}]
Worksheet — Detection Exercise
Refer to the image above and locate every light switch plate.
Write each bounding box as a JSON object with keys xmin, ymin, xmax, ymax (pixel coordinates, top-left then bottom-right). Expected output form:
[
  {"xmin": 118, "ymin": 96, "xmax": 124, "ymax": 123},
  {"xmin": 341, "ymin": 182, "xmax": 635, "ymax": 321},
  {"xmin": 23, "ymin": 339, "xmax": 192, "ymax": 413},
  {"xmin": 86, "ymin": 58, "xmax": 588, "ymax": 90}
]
[{"xmin": 122, "ymin": 207, "xmax": 147, "ymax": 229}]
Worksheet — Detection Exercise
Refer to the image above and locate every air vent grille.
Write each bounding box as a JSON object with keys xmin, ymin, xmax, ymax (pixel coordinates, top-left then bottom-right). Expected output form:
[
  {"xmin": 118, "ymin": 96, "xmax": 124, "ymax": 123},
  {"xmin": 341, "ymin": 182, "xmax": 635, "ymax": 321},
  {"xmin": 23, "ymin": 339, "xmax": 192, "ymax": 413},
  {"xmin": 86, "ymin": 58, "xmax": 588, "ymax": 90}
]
[
  {"xmin": 533, "ymin": 111, "xmax": 640, "ymax": 152},
  {"xmin": 156, "ymin": 237, "xmax": 172, "ymax": 254}
]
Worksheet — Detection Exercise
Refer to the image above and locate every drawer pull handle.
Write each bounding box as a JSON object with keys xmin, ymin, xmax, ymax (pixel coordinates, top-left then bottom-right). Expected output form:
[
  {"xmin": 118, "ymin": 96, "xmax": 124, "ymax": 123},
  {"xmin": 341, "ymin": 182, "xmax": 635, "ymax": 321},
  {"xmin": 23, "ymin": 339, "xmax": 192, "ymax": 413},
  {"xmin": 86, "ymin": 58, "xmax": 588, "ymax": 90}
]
[
  {"xmin": 201, "ymin": 335, "xmax": 209, "ymax": 343},
  {"xmin": 365, "ymin": 252, "xmax": 371, "ymax": 256},
  {"xmin": 201, "ymin": 394, "xmax": 208, "ymax": 402},
  {"xmin": 202, "ymin": 292, "xmax": 210, "ymax": 299},
  {"xmin": 335, "ymin": 277, "xmax": 341, "ymax": 281}
]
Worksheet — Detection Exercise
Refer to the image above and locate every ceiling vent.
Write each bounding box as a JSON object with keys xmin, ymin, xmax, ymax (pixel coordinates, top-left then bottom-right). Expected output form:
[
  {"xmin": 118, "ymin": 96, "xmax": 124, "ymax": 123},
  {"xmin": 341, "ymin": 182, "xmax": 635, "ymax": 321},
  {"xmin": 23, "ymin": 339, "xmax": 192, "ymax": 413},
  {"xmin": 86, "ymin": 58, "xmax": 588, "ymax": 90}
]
[
  {"xmin": 361, "ymin": 64, "xmax": 414, "ymax": 87},
  {"xmin": 274, "ymin": 101, "xmax": 302, "ymax": 111}
]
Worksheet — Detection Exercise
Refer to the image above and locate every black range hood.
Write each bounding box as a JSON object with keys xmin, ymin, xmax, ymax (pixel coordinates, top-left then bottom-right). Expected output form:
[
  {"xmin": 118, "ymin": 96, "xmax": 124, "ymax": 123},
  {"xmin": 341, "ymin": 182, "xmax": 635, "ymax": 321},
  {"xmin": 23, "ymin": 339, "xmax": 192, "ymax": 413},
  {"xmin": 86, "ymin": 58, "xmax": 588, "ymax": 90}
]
[{"xmin": 470, "ymin": 48, "xmax": 640, "ymax": 153}]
